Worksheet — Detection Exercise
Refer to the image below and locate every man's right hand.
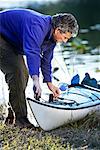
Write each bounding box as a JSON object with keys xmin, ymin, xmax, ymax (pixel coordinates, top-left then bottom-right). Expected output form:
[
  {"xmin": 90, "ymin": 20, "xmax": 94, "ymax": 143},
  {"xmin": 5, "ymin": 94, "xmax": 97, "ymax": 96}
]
[{"xmin": 32, "ymin": 75, "xmax": 41, "ymax": 100}]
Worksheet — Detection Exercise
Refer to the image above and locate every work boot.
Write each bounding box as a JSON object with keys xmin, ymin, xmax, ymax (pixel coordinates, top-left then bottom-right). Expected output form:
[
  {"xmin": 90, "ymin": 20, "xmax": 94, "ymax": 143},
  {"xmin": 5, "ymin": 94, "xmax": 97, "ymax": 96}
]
[
  {"xmin": 15, "ymin": 117, "xmax": 34, "ymax": 128},
  {"xmin": 5, "ymin": 107, "xmax": 15, "ymax": 125}
]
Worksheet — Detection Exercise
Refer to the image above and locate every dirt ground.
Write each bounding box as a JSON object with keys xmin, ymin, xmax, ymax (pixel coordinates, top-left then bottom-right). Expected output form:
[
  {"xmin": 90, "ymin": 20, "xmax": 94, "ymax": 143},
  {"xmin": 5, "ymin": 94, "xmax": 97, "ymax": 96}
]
[{"xmin": 0, "ymin": 105, "xmax": 100, "ymax": 150}]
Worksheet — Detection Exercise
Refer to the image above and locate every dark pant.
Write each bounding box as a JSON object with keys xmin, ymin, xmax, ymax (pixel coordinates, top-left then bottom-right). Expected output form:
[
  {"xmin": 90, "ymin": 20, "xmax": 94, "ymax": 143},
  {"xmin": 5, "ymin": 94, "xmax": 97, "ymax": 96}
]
[{"xmin": 0, "ymin": 36, "xmax": 29, "ymax": 119}]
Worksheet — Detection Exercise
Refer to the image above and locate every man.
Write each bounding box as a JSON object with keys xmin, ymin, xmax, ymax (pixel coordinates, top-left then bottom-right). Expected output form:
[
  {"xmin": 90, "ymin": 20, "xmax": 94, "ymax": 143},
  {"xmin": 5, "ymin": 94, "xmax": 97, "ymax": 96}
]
[{"xmin": 0, "ymin": 9, "xmax": 79, "ymax": 127}]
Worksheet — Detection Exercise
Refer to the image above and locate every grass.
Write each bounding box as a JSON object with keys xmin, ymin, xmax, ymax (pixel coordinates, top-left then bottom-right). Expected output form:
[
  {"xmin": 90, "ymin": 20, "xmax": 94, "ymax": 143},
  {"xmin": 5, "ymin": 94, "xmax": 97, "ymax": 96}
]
[
  {"xmin": 95, "ymin": 68, "xmax": 100, "ymax": 73},
  {"xmin": 0, "ymin": 104, "xmax": 100, "ymax": 150},
  {"xmin": 0, "ymin": 125, "xmax": 67, "ymax": 150}
]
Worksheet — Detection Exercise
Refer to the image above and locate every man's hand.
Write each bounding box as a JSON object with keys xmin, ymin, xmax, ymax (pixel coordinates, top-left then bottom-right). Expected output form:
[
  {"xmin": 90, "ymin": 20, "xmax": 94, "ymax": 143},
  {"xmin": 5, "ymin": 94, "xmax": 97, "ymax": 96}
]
[
  {"xmin": 32, "ymin": 75, "xmax": 41, "ymax": 100},
  {"xmin": 47, "ymin": 82, "xmax": 60, "ymax": 98}
]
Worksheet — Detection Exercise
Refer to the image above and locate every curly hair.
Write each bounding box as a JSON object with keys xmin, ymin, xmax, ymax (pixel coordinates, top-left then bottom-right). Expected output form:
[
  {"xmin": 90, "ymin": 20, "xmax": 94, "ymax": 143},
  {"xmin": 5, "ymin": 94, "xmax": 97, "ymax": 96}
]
[{"xmin": 52, "ymin": 13, "xmax": 79, "ymax": 37}]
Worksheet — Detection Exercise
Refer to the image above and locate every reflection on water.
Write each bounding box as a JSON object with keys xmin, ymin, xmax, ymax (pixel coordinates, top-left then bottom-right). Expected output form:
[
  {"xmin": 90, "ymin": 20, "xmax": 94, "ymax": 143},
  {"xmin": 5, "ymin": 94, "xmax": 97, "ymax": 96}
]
[
  {"xmin": 90, "ymin": 24, "xmax": 100, "ymax": 31},
  {"xmin": 79, "ymin": 24, "xmax": 100, "ymax": 48},
  {"xmin": 54, "ymin": 44, "xmax": 100, "ymax": 83}
]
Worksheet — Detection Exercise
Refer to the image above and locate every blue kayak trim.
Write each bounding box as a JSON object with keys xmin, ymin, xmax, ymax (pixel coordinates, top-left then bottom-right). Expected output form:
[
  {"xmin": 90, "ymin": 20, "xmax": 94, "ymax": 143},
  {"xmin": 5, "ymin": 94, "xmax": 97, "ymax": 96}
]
[
  {"xmin": 27, "ymin": 84, "xmax": 100, "ymax": 110},
  {"xmin": 27, "ymin": 97, "xmax": 100, "ymax": 110}
]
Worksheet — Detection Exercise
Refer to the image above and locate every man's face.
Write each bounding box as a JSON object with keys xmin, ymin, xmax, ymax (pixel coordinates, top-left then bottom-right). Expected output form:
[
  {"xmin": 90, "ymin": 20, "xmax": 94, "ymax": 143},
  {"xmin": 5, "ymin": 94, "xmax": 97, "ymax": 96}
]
[{"xmin": 53, "ymin": 28, "xmax": 72, "ymax": 43}]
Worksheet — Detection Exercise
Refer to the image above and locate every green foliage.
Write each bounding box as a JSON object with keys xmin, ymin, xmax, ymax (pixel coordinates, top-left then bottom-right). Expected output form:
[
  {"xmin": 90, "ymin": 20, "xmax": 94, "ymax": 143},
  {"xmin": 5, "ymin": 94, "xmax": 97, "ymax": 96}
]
[{"xmin": 95, "ymin": 68, "xmax": 100, "ymax": 72}]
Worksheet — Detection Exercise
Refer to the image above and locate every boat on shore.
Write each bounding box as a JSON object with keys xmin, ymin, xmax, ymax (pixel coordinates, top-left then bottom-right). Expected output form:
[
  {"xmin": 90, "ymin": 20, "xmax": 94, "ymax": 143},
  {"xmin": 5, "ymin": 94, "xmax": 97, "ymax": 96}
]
[{"xmin": 27, "ymin": 84, "xmax": 100, "ymax": 131}]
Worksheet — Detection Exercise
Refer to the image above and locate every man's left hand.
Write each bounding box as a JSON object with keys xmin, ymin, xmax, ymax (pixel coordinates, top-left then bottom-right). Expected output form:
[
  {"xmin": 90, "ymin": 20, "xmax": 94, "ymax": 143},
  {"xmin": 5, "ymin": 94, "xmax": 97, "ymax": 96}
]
[{"xmin": 47, "ymin": 82, "xmax": 60, "ymax": 98}]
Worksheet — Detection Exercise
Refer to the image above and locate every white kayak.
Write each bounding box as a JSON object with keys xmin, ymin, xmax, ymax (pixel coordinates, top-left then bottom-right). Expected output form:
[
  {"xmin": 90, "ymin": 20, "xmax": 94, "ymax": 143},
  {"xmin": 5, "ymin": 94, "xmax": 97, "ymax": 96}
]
[{"xmin": 27, "ymin": 85, "xmax": 100, "ymax": 131}]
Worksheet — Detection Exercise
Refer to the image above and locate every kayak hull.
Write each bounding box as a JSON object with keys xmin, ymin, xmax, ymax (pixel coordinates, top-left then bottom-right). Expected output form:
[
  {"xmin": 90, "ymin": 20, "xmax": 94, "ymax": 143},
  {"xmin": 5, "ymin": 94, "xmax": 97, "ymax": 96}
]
[{"xmin": 27, "ymin": 86, "xmax": 100, "ymax": 131}]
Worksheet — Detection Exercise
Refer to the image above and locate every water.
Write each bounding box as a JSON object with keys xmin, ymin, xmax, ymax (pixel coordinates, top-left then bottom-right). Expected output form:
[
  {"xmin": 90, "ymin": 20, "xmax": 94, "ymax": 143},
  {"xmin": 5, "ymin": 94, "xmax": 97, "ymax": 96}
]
[{"xmin": 54, "ymin": 45, "xmax": 100, "ymax": 81}]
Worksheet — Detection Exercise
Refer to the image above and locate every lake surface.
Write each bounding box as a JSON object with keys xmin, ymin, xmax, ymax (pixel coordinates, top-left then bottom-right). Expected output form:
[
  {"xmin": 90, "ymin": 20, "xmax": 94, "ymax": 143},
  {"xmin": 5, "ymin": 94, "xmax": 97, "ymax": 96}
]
[{"xmin": 54, "ymin": 44, "xmax": 100, "ymax": 81}]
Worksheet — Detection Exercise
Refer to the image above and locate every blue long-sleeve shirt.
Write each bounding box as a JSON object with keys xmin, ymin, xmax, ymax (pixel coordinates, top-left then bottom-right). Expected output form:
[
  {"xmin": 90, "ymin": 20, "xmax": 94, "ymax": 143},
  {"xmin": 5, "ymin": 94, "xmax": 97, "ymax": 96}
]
[{"xmin": 0, "ymin": 8, "xmax": 56, "ymax": 82}]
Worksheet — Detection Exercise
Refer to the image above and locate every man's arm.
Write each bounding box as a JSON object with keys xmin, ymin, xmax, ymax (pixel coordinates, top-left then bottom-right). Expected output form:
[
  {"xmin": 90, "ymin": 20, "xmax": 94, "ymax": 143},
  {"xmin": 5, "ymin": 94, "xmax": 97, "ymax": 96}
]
[
  {"xmin": 23, "ymin": 22, "xmax": 45, "ymax": 77},
  {"xmin": 41, "ymin": 46, "xmax": 60, "ymax": 98},
  {"xmin": 23, "ymin": 18, "xmax": 47, "ymax": 98},
  {"xmin": 41, "ymin": 47, "xmax": 54, "ymax": 83}
]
